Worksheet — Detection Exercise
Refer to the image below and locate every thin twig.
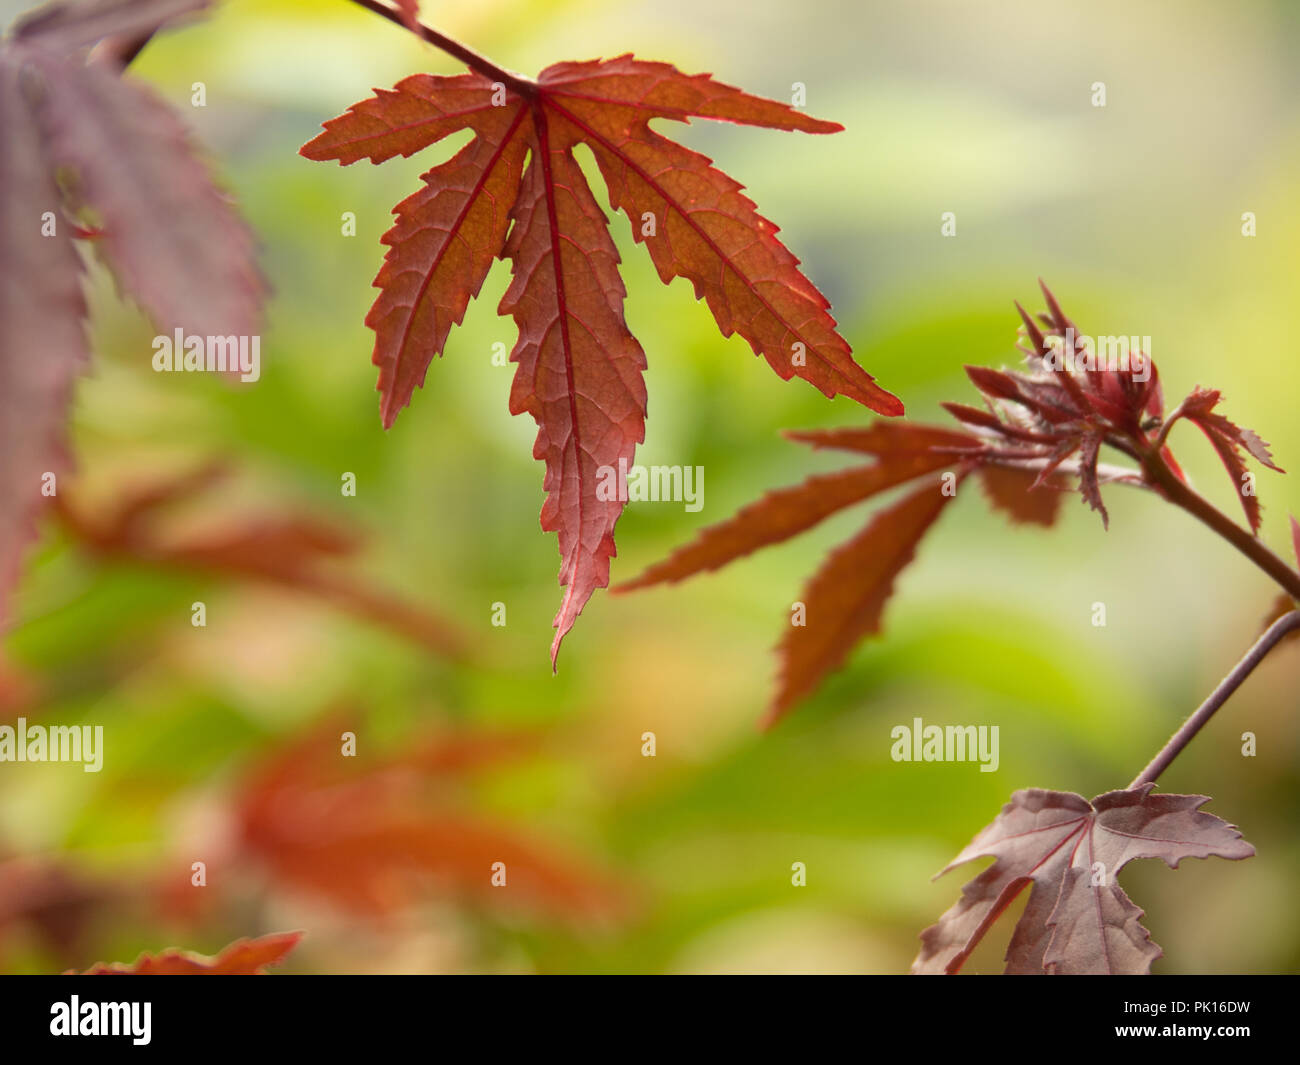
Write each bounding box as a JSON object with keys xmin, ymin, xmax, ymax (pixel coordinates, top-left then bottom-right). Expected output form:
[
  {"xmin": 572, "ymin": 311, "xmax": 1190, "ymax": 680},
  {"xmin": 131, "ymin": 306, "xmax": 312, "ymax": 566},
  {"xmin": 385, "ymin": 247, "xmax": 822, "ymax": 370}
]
[
  {"xmin": 346, "ymin": 0, "xmax": 536, "ymax": 95},
  {"xmin": 1130, "ymin": 610, "xmax": 1300, "ymax": 788}
]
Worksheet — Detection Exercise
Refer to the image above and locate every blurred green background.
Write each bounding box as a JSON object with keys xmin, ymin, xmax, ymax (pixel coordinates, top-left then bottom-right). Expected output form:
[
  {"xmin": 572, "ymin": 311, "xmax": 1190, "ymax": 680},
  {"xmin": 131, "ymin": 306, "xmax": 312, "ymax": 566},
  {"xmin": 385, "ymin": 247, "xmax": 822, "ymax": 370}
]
[{"xmin": 2, "ymin": 0, "xmax": 1298, "ymax": 973}]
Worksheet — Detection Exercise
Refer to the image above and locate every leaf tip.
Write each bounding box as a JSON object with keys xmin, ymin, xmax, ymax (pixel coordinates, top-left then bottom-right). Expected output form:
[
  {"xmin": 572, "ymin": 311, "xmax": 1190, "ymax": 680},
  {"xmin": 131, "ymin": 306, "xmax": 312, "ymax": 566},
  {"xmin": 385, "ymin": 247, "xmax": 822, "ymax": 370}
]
[
  {"xmin": 850, "ymin": 384, "xmax": 905, "ymax": 418},
  {"xmin": 875, "ymin": 393, "xmax": 906, "ymax": 418}
]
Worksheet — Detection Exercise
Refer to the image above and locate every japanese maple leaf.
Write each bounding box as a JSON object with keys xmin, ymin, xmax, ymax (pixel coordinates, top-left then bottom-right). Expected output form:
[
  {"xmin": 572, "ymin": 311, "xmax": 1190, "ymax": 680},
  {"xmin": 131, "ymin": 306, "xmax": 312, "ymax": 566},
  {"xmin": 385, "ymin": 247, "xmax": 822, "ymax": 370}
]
[
  {"xmin": 301, "ymin": 54, "xmax": 900, "ymax": 666},
  {"xmin": 617, "ymin": 421, "xmax": 1066, "ymax": 724},
  {"xmin": 1165, "ymin": 386, "xmax": 1283, "ymax": 533},
  {"xmin": 73, "ymin": 931, "xmax": 302, "ymax": 974},
  {"xmin": 0, "ymin": 0, "xmax": 264, "ymax": 629},
  {"xmin": 914, "ymin": 785, "xmax": 1253, "ymax": 975}
]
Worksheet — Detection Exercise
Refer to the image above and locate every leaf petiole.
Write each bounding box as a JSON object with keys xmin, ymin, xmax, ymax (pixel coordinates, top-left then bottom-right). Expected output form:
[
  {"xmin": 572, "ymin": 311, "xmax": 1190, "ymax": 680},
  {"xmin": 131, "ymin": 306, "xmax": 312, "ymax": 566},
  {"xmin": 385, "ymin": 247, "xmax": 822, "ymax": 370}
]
[
  {"xmin": 346, "ymin": 0, "xmax": 536, "ymax": 95},
  {"xmin": 1138, "ymin": 441, "xmax": 1300, "ymax": 602},
  {"xmin": 1130, "ymin": 609, "xmax": 1300, "ymax": 788}
]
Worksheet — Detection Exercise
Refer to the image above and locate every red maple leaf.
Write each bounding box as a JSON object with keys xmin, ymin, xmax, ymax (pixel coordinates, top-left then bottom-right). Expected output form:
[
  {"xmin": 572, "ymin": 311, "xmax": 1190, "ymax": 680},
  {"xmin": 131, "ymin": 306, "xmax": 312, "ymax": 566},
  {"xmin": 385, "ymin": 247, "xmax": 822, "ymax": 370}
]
[
  {"xmin": 73, "ymin": 931, "xmax": 302, "ymax": 975},
  {"xmin": 301, "ymin": 54, "xmax": 899, "ymax": 666},
  {"xmin": 914, "ymin": 785, "xmax": 1253, "ymax": 975}
]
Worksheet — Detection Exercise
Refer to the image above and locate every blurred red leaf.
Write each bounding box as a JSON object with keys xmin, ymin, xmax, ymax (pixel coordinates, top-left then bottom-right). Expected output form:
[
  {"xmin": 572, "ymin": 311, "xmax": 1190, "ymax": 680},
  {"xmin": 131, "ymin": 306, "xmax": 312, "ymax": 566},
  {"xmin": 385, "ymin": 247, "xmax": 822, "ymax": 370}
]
[
  {"xmin": 12, "ymin": 0, "xmax": 207, "ymax": 54},
  {"xmin": 0, "ymin": 0, "xmax": 262, "ymax": 628},
  {"xmin": 73, "ymin": 931, "xmax": 302, "ymax": 974},
  {"xmin": 235, "ymin": 718, "xmax": 621, "ymax": 920},
  {"xmin": 24, "ymin": 48, "xmax": 263, "ymax": 342},
  {"xmin": 56, "ymin": 466, "xmax": 469, "ymax": 659},
  {"xmin": 0, "ymin": 53, "xmax": 88, "ymax": 630}
]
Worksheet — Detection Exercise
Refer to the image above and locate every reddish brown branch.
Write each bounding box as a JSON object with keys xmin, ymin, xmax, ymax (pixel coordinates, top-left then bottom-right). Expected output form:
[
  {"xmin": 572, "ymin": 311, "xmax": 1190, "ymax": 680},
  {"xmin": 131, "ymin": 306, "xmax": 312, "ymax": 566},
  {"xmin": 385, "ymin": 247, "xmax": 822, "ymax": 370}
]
[
  {"xmin": 346, "ymin": 0, "xmax": 536, "ymax": 95},
  {"xmin": 1139, "ymin": 443, "xmax": 1300, "ymax": 602}
]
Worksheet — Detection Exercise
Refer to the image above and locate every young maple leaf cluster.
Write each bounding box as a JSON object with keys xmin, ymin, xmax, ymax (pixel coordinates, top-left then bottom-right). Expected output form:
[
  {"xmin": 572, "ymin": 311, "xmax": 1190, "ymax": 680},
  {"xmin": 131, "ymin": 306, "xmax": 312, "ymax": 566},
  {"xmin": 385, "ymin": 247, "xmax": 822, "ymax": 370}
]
[
  {"xmin": 620, "ymin": 283, "xmax": 1285, "ymax": 723},
  {"xmin": 0, "ymin": 0, "xmax": 263, "ymax": 627},
  {"xmin": 947, "ymin": 282, "xmax": 1281, "ymax": 530},
  {"xmin": 300, "ymin": 55, "xmax": 901, "ymax": 668}
]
